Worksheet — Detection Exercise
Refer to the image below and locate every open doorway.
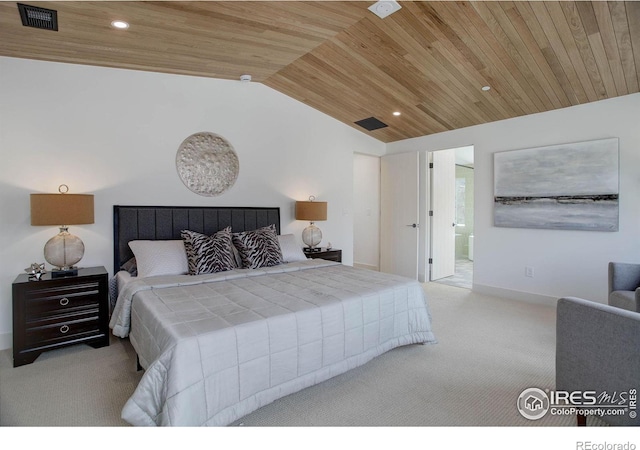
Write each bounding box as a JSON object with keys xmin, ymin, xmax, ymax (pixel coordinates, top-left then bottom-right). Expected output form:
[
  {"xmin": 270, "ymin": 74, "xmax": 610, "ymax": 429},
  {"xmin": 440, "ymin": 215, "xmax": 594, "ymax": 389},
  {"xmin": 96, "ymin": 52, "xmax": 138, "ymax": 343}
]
[{"xmin": 430, "ymin": 146, "xmax": 474, "ymax": 289}]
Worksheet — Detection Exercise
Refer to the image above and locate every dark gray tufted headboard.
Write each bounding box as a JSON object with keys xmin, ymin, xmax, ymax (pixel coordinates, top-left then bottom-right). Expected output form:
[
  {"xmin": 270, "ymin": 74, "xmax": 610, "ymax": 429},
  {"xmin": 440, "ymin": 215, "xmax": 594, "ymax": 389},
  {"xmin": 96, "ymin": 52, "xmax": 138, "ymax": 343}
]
[{"xmin": 113, "ymin": 205, "xmax": 281, "ymax": 274}]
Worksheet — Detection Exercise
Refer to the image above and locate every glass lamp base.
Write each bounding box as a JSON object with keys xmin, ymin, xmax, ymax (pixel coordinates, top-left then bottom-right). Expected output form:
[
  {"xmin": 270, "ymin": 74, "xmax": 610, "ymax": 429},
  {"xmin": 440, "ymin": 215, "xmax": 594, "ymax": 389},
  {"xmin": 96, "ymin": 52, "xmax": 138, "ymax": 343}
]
[
  {"xmin": 43, "ymin": 227, "xmax": 85, "ymax": 272},
  {"xmin": 302, "ymin": 223, "xmax": 322, "ymax": 248}
]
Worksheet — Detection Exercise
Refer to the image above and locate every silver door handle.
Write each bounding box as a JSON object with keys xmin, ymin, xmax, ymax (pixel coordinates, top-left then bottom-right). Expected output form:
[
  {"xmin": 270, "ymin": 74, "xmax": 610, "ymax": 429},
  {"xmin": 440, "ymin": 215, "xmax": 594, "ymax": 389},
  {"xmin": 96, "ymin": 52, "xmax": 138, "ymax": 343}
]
[{"xmin": 406, "ymin": 223, "xmax": 419, "ymax": 228}]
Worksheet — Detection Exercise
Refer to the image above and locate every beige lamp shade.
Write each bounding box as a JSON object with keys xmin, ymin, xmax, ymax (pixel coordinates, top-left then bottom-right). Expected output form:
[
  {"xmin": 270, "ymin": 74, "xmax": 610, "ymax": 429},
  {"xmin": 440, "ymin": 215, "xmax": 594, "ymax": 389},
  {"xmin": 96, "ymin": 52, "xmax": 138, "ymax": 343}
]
[
  {"xmin": 295, "ymin": 201, "xmax": 327, "ymax": 222},
  {"xmin": 30, "ymin": 193, "xmax": 94, "ymax": 226}
]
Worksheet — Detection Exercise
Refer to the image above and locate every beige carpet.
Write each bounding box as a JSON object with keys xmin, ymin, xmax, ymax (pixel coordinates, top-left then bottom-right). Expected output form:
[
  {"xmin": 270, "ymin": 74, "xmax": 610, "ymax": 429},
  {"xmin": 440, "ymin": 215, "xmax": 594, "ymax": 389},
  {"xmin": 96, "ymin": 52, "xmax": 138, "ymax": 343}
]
[
  {"xmin": 0, "ymin": 282, "xmax": 598, "ymax": 427},
  {"xmin": 0, "ymin": 334, "xmax": 142, "ymax": 426}
]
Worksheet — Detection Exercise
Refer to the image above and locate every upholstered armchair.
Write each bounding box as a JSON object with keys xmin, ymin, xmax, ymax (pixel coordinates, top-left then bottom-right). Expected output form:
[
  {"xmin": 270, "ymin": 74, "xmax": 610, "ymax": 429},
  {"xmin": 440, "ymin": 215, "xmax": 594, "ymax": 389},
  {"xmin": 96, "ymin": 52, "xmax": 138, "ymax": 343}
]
[
  {"xmin": 556, "ymin": 297, "xmax": 640, "ymax": 426},
  {"xmin": 608, "ymin": 262, "xmax": 640, "ymax": 312}
]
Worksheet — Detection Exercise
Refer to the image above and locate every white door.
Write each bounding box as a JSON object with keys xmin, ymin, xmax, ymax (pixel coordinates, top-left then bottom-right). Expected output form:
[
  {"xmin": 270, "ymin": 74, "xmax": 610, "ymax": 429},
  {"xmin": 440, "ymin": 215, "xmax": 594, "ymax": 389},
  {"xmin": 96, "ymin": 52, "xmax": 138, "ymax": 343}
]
[
  {"xmin": 380, "ymin": 152, "xmax": 419, "ymax": 279},
  {"xmin": 430, "ymin": 149, "xmax": 456, "ymax": 280}
]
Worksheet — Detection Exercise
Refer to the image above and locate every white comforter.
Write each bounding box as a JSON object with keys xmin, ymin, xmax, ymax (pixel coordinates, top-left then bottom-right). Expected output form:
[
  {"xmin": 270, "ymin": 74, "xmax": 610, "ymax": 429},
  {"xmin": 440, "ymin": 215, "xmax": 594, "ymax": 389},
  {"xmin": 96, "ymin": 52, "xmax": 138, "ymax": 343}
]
[{"xmin": 110, "ymin": 259, "xmax": 436, "ymax": 426}]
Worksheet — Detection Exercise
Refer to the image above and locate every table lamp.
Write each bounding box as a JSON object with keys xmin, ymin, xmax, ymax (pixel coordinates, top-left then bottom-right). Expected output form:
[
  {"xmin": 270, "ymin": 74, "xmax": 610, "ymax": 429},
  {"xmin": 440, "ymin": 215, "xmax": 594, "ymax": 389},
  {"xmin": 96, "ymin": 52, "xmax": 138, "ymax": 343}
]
[
  {"xmin": 295, "ymin": 196, "xmax": 327, "ymax": 252},
  {"xmin": 30, "ymin": 184, "xmax": 94, "ymax": 277}
]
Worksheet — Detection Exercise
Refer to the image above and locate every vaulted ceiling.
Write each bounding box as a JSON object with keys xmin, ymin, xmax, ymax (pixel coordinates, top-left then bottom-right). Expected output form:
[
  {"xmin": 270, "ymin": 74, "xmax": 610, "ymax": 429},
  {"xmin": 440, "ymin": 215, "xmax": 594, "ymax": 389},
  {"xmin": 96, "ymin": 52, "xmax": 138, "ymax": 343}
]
[{"xmin": 1, "ymin": 1, "xmax": 639, "ymax": 143}]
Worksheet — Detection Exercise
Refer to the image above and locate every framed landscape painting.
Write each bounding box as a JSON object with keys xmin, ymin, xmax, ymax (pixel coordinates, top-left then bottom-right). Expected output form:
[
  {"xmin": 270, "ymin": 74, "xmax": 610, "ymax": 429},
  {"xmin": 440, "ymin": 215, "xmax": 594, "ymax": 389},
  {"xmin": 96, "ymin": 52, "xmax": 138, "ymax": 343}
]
[{"xmin": 494, "ymin": 138, "xmax": 619, "ymax": 232}]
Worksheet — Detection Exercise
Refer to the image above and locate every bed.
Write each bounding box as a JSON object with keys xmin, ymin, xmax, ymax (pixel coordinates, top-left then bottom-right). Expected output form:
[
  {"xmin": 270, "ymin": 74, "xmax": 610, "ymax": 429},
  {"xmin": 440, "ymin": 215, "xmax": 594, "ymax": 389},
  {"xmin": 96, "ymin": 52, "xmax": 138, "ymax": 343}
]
[{"xmin": 109, "ymin": 205, "xmax": 436, "ymax": 426}]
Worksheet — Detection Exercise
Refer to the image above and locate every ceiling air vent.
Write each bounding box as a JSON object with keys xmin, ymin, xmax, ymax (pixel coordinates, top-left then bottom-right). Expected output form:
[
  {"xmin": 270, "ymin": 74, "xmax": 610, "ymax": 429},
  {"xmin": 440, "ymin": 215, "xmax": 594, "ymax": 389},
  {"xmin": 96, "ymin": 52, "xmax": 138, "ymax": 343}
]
[
  {"xmin": 18, "ymin": 3, "xmax": 58, "ymax": 31},
  {"xmin": 354, "ymin": 117, "xmax": 388, "ymax": 131}
]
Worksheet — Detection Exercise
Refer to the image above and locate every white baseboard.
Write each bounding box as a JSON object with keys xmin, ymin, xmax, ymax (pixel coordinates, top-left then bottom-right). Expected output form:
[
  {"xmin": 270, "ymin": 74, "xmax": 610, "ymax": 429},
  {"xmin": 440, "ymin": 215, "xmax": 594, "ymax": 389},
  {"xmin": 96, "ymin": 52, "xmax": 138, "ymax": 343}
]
[
  {"xmin": 0, "ymin": 332, "xmax": 11, "ymax": 351},
  {"xmin": 472, "ymin": 283, "xmax": 558, "ymax": 306},
  {"xmin": 353, "ymin": 262, "xmax": 379, "ymax": 271}
]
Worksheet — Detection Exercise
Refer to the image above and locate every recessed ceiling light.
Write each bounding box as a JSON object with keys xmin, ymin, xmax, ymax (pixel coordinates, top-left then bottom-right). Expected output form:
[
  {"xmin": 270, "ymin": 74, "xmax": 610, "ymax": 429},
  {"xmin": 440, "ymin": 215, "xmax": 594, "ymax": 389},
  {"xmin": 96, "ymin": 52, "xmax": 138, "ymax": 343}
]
[
  {"xmin": 368, "ymin": 1, "xmax": 402, "ymax": 19},
  {"xmin": 393, "ymin": 111, "xmax": 401, "ymax": 116},
  {"xmin": 111, "ymin": 20, "xmax": 129, "ymax": 30},
  {"xmin": 482, "ymin": 85, "xmax": 491, "ymax": 92}
]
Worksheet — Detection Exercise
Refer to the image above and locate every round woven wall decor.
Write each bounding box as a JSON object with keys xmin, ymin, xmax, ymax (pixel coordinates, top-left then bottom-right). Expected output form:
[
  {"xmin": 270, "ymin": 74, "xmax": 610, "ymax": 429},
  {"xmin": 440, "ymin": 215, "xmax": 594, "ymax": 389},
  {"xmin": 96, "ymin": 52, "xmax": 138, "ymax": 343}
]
[{"xmin": 176, "ymin": 132, "xmax": 239, "ymax": 196}]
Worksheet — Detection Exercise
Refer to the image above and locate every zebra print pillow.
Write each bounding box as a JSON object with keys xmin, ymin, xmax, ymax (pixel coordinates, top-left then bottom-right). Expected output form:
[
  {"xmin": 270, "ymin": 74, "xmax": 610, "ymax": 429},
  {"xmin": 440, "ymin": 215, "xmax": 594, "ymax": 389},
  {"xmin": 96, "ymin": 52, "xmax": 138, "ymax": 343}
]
[
  {"xmin": 232, "ymin": 224, "xmax": 284, "ymax": 269},
  {"xmin": 181, "ymin": 227, "xmax": 236, "ymax": 275}
]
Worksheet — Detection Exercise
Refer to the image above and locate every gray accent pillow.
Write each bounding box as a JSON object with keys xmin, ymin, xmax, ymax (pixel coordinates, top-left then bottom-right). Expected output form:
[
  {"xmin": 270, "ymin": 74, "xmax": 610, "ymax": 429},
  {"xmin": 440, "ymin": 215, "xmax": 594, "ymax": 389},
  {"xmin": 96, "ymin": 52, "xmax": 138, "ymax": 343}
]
[
  {"xmin": 230, "ymin": 243, "xmax": 243, "ymax": 268},
  {"xmin": 120, "ymin": 257, "xmax": 138, "ymax": 276}
]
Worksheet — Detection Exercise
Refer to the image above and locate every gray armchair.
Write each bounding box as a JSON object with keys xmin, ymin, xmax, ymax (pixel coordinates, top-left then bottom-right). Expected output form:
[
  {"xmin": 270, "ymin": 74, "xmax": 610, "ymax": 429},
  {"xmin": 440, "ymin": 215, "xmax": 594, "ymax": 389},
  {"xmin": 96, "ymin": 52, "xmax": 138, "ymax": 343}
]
[
  {"xmin": 608, "ymin": 262, "xmax": 640, "ymax": 312},
  {"xmin": 556, "ymin": 297, "xmax": 640, "ymax": 426}
]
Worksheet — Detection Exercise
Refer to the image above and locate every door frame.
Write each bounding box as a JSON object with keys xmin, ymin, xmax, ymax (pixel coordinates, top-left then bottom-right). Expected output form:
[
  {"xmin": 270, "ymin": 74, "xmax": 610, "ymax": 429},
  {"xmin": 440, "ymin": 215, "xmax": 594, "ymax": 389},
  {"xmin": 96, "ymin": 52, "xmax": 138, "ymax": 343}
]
[{"xmin": 418, "ymin": 151, "xmax": 429, "ymax": 282}]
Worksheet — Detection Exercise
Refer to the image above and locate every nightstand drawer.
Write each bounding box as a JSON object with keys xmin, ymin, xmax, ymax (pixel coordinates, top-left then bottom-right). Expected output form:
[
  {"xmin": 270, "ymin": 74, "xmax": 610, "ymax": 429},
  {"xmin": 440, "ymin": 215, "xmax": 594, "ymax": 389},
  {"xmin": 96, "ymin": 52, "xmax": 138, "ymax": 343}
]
[
  {"xmin": 25, "ymin": 282, "xmax": 101, "ymax": 319},
  {"xmin": 25, "ymin": 311, "xmax": 101, "ymax": 346}
]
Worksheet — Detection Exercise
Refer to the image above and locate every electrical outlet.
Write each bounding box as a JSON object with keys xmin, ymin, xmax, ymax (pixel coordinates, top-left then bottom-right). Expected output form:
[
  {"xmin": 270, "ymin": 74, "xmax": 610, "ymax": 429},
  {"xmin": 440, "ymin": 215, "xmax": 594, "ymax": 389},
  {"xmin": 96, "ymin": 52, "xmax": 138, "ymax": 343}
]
[{"xmin": 525, "ymin": 266, "xmax": 534, "ymax": 278}]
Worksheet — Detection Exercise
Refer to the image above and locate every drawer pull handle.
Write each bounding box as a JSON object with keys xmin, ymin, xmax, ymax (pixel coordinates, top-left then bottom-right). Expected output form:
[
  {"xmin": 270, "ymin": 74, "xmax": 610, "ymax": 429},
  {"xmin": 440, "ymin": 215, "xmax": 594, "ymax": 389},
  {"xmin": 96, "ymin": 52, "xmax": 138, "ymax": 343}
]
[
  {"xmin": 60, "ymin": 325, "xmax": 69, "ymax": 334},
  {"xmin": 60, "ymin": 297, "xmax": 70, "ymax": 306}
]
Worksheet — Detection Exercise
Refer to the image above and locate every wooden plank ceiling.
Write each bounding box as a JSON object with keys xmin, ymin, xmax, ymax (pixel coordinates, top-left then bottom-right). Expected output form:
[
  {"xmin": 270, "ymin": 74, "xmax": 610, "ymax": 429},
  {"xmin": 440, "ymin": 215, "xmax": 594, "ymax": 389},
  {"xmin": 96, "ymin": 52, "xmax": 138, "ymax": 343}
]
[{"xmin": 1, "ymin": 1, "xmax": 638, "ymax": 143}]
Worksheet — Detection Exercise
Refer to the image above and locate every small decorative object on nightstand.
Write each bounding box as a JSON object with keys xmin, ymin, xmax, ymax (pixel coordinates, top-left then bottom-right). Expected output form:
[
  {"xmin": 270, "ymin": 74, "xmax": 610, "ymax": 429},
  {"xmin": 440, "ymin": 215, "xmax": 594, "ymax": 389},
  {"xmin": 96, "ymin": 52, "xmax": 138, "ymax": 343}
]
[
  {"xmin": 304, "ymin": 247, "xmax": 341, "ymax": 263},
  {"xmin": 12, "ymin": 266, "xmax": 109, "ymax": 367},
  {"xmin": 24, "ymin": 262, "xmax": 46, "ymax": 280}
]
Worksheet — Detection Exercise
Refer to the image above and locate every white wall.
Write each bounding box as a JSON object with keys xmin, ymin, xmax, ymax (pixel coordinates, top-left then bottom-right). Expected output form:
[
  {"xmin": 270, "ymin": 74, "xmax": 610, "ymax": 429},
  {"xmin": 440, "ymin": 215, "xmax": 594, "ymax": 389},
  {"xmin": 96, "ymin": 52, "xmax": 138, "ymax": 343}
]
[
  {"xmin": 0, "ymin": 56, "xmax": 385, "ymax": 349},
  {"xmin": 387, "ymin": 93, "xmax": 640, "ymax": 304},
  {"xmin": 353, "ymin": 153, "xmax": 380, "ymax": 270}
]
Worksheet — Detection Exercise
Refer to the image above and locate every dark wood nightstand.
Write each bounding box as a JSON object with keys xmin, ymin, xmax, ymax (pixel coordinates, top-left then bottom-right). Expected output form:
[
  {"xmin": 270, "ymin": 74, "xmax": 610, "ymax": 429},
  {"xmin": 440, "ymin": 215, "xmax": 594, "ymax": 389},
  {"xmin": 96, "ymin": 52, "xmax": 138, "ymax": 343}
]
[
  {"xmin": 12, "ymin": 266, "xmax": 110, "ymax": 367},
  {"xmin": 304, "ymin": 248, "xmax": 342, "ymax": 263}
]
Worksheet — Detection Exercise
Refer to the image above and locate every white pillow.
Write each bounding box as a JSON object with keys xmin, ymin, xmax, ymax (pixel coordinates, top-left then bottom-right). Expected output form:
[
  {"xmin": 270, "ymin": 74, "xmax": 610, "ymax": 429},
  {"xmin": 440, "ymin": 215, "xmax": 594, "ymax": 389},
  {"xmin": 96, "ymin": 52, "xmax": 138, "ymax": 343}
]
[
  {"xmin": 128, "ymin": 240, "xmax": 189, "ymax": 278},
  {"xmin": 277, "ymin": 234, "xmax": 308, "ymax": 263}
]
